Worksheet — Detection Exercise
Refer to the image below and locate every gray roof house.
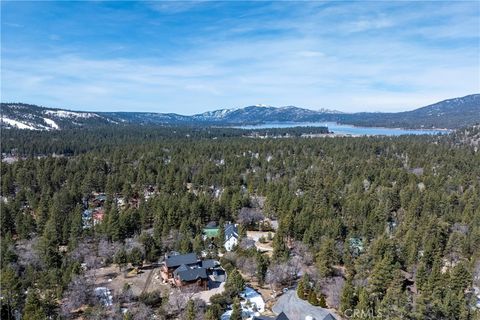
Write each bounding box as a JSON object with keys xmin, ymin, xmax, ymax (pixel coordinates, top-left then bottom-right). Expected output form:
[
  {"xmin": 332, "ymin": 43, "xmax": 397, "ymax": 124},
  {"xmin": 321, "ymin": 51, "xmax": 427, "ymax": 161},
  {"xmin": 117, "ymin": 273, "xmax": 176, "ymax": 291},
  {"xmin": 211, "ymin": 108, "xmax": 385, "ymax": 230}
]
[
  {"xmin": 225, "ymin": 223, "xmax": 238, "ymax": 239},
  {"xmin": 201, "ymin": 259, "xmax": 217, "ymax": 269},
  {"xmin": 164, "ymin": 253, "xmax": 198, "ymax": 268},
  {"xmin": 224, "ymin": 223, "xmax": 239, "ymax": 251},
  {"xmin": 173, "ymin": 265, "xmax": 208, "ymax": 282},
  {"xmin": 253, "ymin": 312, "xmax": 290, "ymax": 320}
]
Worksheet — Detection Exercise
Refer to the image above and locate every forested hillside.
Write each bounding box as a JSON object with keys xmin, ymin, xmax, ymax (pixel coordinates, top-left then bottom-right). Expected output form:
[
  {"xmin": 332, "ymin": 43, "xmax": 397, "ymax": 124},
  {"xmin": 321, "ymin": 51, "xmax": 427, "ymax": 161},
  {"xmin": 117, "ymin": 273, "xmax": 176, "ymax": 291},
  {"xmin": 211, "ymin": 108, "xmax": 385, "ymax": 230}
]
[
  {"xmin": 1, "ymin": 127, "xmax": 479, "ymax": 319},
  {"xmin": 0, "ymin": 126, "xmax": 328, "ymax": 156},
  {"xmin": 339, "ymin": 94, "xmax": 480, "ymax": 129}
]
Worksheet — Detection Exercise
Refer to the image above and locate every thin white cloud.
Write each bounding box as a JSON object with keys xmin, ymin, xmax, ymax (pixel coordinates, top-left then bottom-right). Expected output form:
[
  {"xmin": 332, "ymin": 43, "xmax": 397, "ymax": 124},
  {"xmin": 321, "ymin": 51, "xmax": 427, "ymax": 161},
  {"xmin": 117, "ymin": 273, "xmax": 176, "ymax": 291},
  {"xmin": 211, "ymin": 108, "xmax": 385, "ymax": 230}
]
[
  {"xmin": 146, "ymin": 1, "xmax": 208, "ymax": 14},
  {"xmin": 3, "ymin": 22, "xmax": 23, "ymax": 28}
]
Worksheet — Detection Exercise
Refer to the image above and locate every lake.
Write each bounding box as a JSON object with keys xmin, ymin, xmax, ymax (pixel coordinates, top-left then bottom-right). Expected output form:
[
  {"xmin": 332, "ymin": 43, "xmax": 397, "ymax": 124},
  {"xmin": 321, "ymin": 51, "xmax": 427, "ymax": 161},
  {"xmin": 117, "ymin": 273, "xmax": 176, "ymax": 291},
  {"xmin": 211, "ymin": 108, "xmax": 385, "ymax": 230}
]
[{"xmin": 235, "ymin": 122, "xmax": 450, "ymax": 136}]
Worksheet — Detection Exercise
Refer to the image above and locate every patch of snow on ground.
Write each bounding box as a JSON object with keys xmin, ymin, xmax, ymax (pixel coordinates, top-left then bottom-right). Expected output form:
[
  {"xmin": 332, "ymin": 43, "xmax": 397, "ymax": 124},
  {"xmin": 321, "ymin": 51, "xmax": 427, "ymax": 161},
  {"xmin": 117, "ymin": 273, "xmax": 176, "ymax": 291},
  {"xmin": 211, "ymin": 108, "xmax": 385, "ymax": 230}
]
[
  {"xmin": 43, "ymin": 118, "xmax": 59, "ymax": 129},
  {"xmin": 1, "ymin": 117, "xmax": 37, "ymax": 130},
  {"xmin": 220, "ymin": 287, "xmax": 265, "ymax": 320},
  {"xmin": 474, "ymin": 287, "xmax": 480, "ymax": 309},
  {"xmin": 105, "ymin": 118, "xmax": 119, "ymax": 124},
  {"xmin": 241, "ymin": 286, "xmax": 265, "ymax": 317},
  {"xmin": 221, "ymin": 310, "xmax": 232, "ymax": 320},
  {"xmin": 94, "ymin": 287, "xmax": 113, "ymax": 306}
]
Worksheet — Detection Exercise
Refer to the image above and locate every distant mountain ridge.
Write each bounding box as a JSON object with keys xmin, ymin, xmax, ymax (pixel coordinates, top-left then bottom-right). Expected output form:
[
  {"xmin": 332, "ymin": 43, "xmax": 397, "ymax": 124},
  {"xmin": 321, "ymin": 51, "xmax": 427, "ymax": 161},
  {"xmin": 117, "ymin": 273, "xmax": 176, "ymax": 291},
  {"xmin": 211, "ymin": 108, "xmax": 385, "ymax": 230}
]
[{"xmin": 1, "ymin": 94, "xmax": 479, "ymax": 130}]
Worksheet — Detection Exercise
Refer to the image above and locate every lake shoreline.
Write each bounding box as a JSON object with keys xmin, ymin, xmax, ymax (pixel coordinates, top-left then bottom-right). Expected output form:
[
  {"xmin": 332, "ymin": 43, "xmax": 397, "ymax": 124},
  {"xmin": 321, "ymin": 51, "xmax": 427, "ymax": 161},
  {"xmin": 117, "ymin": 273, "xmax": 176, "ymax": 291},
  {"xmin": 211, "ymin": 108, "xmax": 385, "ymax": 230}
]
[{"xmin": 234, "ymin": 121, "xmax": 452, "ymax": 136}]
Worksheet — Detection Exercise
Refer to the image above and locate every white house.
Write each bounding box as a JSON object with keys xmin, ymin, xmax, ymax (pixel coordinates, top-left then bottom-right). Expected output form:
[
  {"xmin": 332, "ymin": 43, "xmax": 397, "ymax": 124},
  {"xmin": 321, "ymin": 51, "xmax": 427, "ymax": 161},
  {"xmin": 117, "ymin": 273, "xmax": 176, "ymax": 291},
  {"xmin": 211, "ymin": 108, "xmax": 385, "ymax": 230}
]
[{"xmin": 224, "ymin": 223, "xmax": 239, "ymax": 251}]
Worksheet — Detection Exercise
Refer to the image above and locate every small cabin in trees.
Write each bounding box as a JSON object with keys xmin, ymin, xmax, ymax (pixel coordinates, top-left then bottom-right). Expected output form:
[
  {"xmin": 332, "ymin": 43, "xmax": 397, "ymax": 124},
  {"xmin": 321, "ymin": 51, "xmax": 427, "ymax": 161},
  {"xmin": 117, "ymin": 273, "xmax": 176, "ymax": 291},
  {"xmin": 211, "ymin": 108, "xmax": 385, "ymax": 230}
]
[
  {"xmin": 202, "ymin": 221, "xmax": 220, "ymax": 240},
  {"xmin": 224, "ymin": 223, "xmax": 239, "ymax": 251}
]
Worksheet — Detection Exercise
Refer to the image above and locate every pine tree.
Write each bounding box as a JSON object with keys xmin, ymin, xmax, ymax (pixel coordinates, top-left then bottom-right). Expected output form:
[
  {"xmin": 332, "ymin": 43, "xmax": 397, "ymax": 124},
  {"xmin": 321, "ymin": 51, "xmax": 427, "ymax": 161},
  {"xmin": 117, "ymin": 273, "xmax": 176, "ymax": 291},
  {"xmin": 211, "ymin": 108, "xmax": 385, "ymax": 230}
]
[
  {"xmin": 140, "ymin": 232, "xmax": 160, "ymax": 262},
  {"xmin": 205, "ymin": 308, "xmax": 217, "ymax": 320},
  {"xmin": 0, "ymin": 266, "xmax": 22, "ymax": 320},
  {"xmin": 185, "ymin": 300, "xmax": 195, "ymax": 320},
  {"xmin": 380, "ymin": 270, "xmax": 408, "ymax": 319},
  {"xmin": 340, "ymin": 279, "xmax": 357, "ymax": 314},
  {"xmin": 308, "ymin": 290, "xmax": 319, "ymax": 306},
  {"xmin": 23, "ymin": 290, "xmax": 47, "ymax": 320},
  {"xmin": 179, "ymin": 232, "xmax": 192, "ymax": 253},
  {"xmin": 317, "ymin": 293, "xmax": 327, "ymax": 308},
  {"xmin": 316, "ymin": 238, "xmax": 337, "ymax": 277},
  {"xmin": 297, "ymin": 279, "xmax": 306, "ymax": 300},
  {"xmin": 0, "ymin": 234, "xmax": 18, "ymax": 269},
  {"xmin": 449, "ymin": 261, "xmax": 471, "ymax": 292},
  {"xmin": 107, "ymin": 205, "xmax": 121, "ymax": 241},
  {"xmin": 226, "ymin": 269, "xmax": 245, "ymax": 297},
  {"xmin": 192, "ymin": 234, "xmax": 204, "ymax": 255},
  {"xmin": 216, "ymin": 221, "xmax": 226, "ymax": 249},
  {"xmin": 129, "ymin": 247, "xmax": 144, "ymax": 268},
  {"xmin": 369, "ymin": 254, "xmax": 395, "ymax": 300},
  {"xmin": 153, "ymin": 214, "xmax": 164, "ymax": 248},
  {"xmin": 114, "ymin": 247, "xmax": 128, "ymax": 271},
  {"xmin": 297, "ymin": 273, "xmax": 310, "ymax": 300},
  {"xmin": 256, "ymin": 253, "xmax": 269, "ymax": 285},
  {"xmin": 354, "ymin": 288, "xmax": 371, "ymax": 320},
  {"xmin": 69, "ymin": 204, "xmax": 83, "ymax": 248},
  {"xmin": 230, "ymin": 297, "xmax": 242, "ymax": 320},
  {"xmin": 38, "ymin": 216, "xmax": 62, "ymax": 268},
  {"xmin": 415, "ymin": 261, "xmax": 428, "ymax": 291},
  {"xmin": 272, "ymin": 229, "xmax": 289, "ymax": 261}
]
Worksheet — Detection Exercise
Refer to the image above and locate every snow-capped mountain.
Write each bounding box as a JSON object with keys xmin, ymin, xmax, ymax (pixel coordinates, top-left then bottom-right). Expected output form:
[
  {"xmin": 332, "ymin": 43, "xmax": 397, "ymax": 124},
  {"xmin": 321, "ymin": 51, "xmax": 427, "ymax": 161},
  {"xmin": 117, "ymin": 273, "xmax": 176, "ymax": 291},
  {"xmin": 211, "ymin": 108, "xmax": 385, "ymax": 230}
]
[
  {"xmin": 1, "ymin": 94, "xmax": 479, "ymax": 130},
  {"xmin": 191, "ymin": 105, "xmax": 342, "ymax": 123},
  {"xmin": 0, "ymin": 103, "xmax": 344, "ymax": 130},
  {"xmin": 0, "ymin": 103, "xmax": 115, "ymax": 130}
]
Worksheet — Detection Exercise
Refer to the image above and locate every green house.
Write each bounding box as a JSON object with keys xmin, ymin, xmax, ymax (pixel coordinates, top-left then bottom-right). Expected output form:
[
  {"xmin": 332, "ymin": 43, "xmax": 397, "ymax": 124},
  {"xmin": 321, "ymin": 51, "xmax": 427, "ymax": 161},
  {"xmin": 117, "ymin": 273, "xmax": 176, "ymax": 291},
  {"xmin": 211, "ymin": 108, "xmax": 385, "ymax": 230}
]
[{"xmin": 203, "ymin": 221, "xmax": 220, "ymax": 239}]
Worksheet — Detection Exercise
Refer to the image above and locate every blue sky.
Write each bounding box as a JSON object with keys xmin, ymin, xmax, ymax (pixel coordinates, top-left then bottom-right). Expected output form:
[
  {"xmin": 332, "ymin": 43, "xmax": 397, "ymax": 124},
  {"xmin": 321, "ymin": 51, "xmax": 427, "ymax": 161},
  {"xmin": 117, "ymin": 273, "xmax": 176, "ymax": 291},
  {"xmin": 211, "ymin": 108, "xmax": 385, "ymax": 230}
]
[{"xmin": 1, "ymin": 1, "xmax": 479, "ymax": 114}]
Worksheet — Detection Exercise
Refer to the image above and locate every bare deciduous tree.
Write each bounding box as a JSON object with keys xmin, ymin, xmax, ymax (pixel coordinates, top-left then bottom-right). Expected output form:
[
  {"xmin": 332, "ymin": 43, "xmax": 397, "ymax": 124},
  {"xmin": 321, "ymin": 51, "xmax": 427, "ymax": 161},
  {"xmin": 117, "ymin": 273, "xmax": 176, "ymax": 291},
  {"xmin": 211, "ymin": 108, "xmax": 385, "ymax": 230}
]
[
  {"xmin": 97, "ymin": 238, "xmax": 122, "ymax": 266},
  {"xmin": 61, "ymin": 275, "xmax": 94, "ymax": 318},
  {"xmin": 265, "ymin": 259, "xmax": 299, "ymax": 290},
  {"xmin": 318, "ymin": 276, "xmax": 345, "ymax": 309},
  {"xmin": 117, "ymin": 283, "xmax": 134, "ymax": 304},
  {"xmin": 239, "ymin": 238, "xmax": 256, "ymax": 250},
  {"xmin": 222, "ymin": 251, "xmax": 238, "ymax": 267},
  {"xmin": 237, "ymin": 207, "xmax": 264, "ymax": 228},
  {"xmin": 180, "ymin": 298, "xmax": 207, "ymax": 320},
  {"xmin": 129, "ymin": 303, "xmax": 155, "ymax": 320},
  {"xmin": 83, "ymin": 304, "xmax": 111, "ymax": 320},
  {"xmin": 292, "ymin": 241, "xmax": 314, "ymax": 266},
  {"xmin": 166, "ymin": 287, "xmax": 196, "ymax": 315},
  {"xmin": 237, "ymin": 256, "xmax": 257, "ymax": 280},
  {"xmin": 16, "ymin": 237, "xmax": 41, "ymax": 268}
]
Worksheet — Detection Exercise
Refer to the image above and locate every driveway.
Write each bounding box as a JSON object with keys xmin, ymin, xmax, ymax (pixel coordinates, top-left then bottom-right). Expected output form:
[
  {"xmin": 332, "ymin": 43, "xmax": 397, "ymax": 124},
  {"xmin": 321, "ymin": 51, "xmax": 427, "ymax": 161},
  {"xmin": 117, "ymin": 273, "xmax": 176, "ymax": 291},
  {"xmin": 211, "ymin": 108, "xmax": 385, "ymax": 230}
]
[
  {"xmin": 193, "ymin": 281, "xmax": 225, "ymax": 303},
  {"xmin": 272, "ymin": 290, "xmax": 338, "ymax": 320}
]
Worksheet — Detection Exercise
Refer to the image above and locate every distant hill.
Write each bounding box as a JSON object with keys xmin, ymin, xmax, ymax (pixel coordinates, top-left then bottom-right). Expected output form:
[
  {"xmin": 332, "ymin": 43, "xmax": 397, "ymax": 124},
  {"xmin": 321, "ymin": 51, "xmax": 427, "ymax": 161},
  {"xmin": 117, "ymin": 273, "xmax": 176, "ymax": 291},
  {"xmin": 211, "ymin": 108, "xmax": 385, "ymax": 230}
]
[
  {"xmin": 0, "ymin": 103, "xmax": 117, "ymax": 130},
  {"xmin": 1, "ymin": 94, "xmax": 478, "ymax": 130},
  {"xmin": 338, "ymin": 94, "xmax": 480, "ymax": 129}
]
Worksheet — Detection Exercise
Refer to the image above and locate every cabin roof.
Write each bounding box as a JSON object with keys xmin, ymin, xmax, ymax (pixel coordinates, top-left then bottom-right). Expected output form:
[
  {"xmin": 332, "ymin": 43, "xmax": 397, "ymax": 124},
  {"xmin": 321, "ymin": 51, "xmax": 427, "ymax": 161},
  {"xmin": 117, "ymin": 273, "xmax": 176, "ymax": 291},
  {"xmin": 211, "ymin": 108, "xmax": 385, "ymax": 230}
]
[
  {"xmin": 225, "ymin": 223, "xmax": 238, "ymax": 240},
  {"xmin": 174, "ymin": 266, "xmax": 208, "ymax": 282},
  {"xmin": 165, "ymin": 253, "xmax": 197, "ymax": 268},
  {"xmin": 201, "ymin": 259, "xmax": 217, "ymax": 269}
]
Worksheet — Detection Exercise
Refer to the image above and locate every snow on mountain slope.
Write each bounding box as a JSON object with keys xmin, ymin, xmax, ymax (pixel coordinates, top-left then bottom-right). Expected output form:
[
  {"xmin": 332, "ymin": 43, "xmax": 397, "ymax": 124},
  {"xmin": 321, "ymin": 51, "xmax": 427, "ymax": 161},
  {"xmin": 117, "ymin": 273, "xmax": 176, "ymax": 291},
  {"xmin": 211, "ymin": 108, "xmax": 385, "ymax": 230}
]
[
  {"xmin": 1, "ymin": 117, "xmax": 38, "ymax": 130},
  {"xmin": 43, "ymin": 118, "xmax": 59, "ymax": 129},
  {"xmin": 44, "ymin": 110, "xmax": 99, "ymax": 119},
  {"xmin": 1, "ymin": 103, "xmax": 115, "ymax": 130},
  {"xmin": 1, "ymin": 94, "xmax": 478, "ymax": 130}
]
